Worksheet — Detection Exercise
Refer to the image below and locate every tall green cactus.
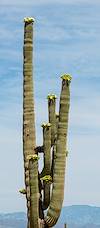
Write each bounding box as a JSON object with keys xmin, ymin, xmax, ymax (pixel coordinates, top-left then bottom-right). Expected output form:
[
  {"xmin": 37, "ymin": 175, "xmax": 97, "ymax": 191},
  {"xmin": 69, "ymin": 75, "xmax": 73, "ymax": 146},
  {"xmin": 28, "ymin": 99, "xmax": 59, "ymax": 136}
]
[
  {"xmin": 21, "ymin": 17, "xmax": 72, "ymax": 228},
  {"xmin": 23, "ymin": 17, "xmax": 39, "ymax": 228}
]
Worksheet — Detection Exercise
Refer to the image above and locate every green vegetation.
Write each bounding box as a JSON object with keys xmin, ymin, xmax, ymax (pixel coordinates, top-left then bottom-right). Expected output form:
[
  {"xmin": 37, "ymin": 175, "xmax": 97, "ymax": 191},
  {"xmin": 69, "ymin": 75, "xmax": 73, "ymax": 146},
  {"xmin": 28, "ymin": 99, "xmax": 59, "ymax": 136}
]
[{"xmin": 21, "ymin": 17, "xmax": 72, "ymax": 228}]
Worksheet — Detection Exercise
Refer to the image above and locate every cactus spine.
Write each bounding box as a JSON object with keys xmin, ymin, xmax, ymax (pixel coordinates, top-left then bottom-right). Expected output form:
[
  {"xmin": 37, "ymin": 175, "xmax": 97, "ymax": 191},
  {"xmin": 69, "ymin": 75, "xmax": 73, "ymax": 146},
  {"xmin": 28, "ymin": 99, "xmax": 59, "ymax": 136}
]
[{"xmin": 21, "ymin": 18, "xmax": 72, "ymax": 228}]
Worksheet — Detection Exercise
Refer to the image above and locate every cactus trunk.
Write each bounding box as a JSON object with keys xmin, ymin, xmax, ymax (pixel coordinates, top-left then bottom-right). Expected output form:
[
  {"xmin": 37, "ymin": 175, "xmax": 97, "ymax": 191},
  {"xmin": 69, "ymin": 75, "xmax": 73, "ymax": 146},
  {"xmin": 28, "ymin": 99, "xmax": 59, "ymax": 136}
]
[
  {"xmin": 29, "ymin": 157, "xmax": 39, "ymax": 228},
  {"xmin": 23, "ymin": 17, "xmax": 38, "ymax": 228}
]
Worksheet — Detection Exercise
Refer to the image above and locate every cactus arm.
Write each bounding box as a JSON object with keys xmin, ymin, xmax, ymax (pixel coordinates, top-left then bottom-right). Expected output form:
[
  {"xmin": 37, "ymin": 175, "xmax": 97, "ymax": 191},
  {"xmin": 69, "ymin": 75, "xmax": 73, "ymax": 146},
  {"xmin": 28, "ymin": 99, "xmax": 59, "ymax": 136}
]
[
  {"xmin": 38, "ymin": 174, "xmax": 44, "ymax": 220},
  {"xmin": 23, "ymin": 17, "xmax": 36, "ymax": 228},
  {"xmin": 44, "ymin": 74, "xmax": 72, "ymax": 226},
  {"xmin": 41, "ymin": 175, "xmax": 52, "ymax": 210},
  {"xmin": 42, "ymin": 123, "xmax": 51, "ymax": 175},
  {"xmin": 40, "ymin": 124, "xmax": 51, "ymax": 178},
  {"xmin": 47, "ymin": 95, "xmax": 57, "ymax": 146},
  {"xmin": 41, "ymin": 123, "xmax": 51, "ymax": 209},
  {"xmin": 43, "ymin": 182, "xmax": 50, "ymax": 210},
  {"xmin": 51, "ymin": 113, "xmax": 59, "ymax": 179},
  {"xmin": 47, "ymin": 96, "xmax": 58, "ymax": 182}
]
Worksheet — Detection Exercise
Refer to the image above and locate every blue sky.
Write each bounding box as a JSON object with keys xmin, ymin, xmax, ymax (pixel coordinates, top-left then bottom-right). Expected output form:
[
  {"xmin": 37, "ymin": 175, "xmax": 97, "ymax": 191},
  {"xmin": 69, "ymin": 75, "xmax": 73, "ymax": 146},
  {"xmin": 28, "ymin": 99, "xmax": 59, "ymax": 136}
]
[{"xmin": 0, "ymin": 0, "xmax": 100, "ymax": 213}]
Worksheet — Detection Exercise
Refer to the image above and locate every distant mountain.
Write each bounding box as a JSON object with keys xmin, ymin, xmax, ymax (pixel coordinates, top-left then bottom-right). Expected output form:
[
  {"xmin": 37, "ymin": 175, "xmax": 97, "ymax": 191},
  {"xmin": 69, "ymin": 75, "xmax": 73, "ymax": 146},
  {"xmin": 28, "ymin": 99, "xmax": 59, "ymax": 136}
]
[
  {"xmin": 0, "ymin": 205, "xmax": 100, "ymax": 228},
  {"xmin": 55, "ymin": 205, "xmax": 100, "ymax": 228},
  {"xmin": 0, "ymin": 212, "xmax": 26, "ymax": 228}
]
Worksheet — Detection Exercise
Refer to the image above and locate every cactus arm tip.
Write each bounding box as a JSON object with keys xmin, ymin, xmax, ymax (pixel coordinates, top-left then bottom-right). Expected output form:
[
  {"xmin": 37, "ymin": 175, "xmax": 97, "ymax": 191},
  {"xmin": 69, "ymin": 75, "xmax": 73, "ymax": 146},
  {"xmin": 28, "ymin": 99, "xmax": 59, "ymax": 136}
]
[
  {"xmin": 40, "ymin": 175, "xmax": 52, "ymax": 183},
  {"xmin": 47, "ymin": 94, "xmax": 57, "ymax": 100},
  {"xmin": 61, "ymin": 74, "xmax": 72, "ymax": 81},
  {"xmin": 41, "ymin": 123, "xmax": 51, "ymax": 128},
  {"xmin": 19, "ymin": 189, "xmax": 26, "ymax": 194},
  {"xmin": 27, "ymin": 154, "xmax": 40, "ymax": 161},
  {"xmin": 24, "ymin": 17, "xmax": 35, "ymax": 23}
]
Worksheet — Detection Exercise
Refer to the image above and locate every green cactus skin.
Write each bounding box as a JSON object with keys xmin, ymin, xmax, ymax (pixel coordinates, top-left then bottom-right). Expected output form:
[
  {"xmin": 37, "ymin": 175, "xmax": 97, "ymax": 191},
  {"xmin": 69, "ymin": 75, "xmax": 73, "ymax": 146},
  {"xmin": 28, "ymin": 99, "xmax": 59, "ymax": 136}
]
[
  {"xmin": 47, "ymin": 96, "xmax": 58, "ymax": 183},
  {"xmin": 23, "ymin": 18, "xmax": 38, "ymax": 228},
  {"xmin": 47, "ymin": 95, "xmax": 57, "ymax": 146},
  {"xmin": 42, "ymin": 124, "xmax": 51, "ymax": 175},
  {"xmin": 56, "ymin": 113, "xmax": 59, "ymax": 131},
  {"xmin": 44, "ymin": 75, "xmax": 71, "ymax": 227},
  {"xmin": 51, "ymin": 113, "xmax": 59, "ymax": 180},
  {"xmin": 29, "ymin": 157, "xmax": 39, "ymax": 228},
  {"xmin": 43, "ymin": 182, "xmax": 50, "ymax": 210},
  {"xmin": 41, "ymin": 124, "xmax": 51, "ymax": 209}
]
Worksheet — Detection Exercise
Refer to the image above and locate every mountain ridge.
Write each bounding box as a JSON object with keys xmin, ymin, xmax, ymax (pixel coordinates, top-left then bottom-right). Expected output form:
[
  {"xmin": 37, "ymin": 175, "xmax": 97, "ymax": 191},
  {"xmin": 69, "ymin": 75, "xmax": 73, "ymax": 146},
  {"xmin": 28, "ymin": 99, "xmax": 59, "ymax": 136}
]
[{"xmin": 0, "ymin": 205, "xmax": 100, "ymax": 228}]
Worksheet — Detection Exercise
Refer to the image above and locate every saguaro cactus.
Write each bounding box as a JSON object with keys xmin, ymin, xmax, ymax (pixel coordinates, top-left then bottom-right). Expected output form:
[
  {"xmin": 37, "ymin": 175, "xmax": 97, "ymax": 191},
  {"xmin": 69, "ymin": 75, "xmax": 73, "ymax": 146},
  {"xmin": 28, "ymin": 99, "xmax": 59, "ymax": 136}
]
[
  {"xmin": 22, "ymin": 17, "xmax": 39, "ymax": 228},
  {"xmin": 20, "ymin": 17, "xmax": 72, "ymax": 228}
]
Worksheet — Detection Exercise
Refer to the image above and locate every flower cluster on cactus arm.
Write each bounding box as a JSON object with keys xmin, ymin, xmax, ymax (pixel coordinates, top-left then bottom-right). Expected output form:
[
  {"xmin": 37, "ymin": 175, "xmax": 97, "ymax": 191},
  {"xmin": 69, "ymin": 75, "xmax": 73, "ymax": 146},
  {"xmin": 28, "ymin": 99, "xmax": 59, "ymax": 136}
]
[
  {"xmin": 40, "ymin": 175, "xmax": 52, "ymax": 183},
  {"xmin": 47, "ymin": 94, "xmax": 57, "ymax": 100},
  {"xmin": 27, "ymin": 154, "xmax": 40, "ymax": 161},
  {"xmin": 61, "ymin": 74, "xmax": 72, "ymax": 81},
  {"xmin": 19, "ymin": 189, "xmax": 26, "ymax": 194},
  {"xmin": 24, "ymin": 17, "xmax": 35, "ymax": 23},
  {"xmin": 41, "ymin": 123, "xmax": 51, "ymax": 128}
]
